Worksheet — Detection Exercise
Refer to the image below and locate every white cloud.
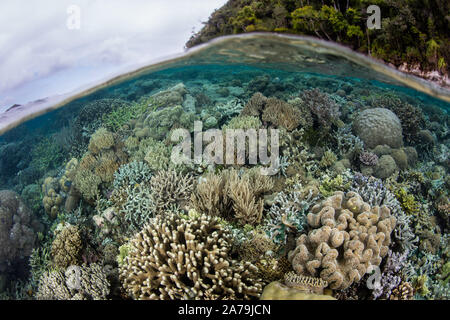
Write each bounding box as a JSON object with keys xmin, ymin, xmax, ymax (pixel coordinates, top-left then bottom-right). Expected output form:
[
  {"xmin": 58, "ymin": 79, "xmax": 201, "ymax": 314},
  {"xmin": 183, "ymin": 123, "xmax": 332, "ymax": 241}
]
[{"xmin": 0, "ymin": 0, "xmax": 226, "ymax": 109}]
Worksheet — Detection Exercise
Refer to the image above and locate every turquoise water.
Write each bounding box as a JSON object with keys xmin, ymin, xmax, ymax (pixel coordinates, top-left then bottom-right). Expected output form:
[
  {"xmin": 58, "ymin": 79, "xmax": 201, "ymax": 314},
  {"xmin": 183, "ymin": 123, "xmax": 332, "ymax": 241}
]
[{"xmin": 0, "ymin": 35, "xmax": 448, "ymax": 300}]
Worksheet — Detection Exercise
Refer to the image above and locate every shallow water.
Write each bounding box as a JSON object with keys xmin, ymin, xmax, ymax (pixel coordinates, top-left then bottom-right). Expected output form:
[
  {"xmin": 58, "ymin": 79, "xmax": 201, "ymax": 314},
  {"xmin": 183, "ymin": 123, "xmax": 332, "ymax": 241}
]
[{"xmin": 0, "ymin": 34, "xmax": 448, "ymax": 300}]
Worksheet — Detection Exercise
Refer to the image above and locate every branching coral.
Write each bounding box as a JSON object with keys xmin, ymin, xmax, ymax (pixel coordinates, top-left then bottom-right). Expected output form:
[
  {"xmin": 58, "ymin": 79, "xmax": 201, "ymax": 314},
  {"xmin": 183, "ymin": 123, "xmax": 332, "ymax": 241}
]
[
  {"xmin": 300, "ymin": 88, "xmax": 341, "ymax": 132},
  {"xmin": 288, "ymin": 191, "xmax": 396, "ymax": 290},
  {"xmin": 119, "ymin": 213, "xmax": 263, "ymax": 300},
  {"xmin": 113, "ymin": 161, "xmax": 152, "ymax": 190},
  {"xmin": 149, "ymin": 169, "xmax": 195, "ymax": 213},
  {"xmin": 262, "ymin": 98, "xmax": 302, "ymax": 131},
  {"xmin": 266, "ymin": 184, "xmax": 319, "ymax": 244},
  {"xmin": 36, "ymin": 263, "xmax": 109, "ymax": 300},
  {"xmin": 191, "ymin": 169, "xmax": 273, "ymax": 226},
  {"xmin": 351, "ymin": 174, "xmax": 418, "ymax": 253}
]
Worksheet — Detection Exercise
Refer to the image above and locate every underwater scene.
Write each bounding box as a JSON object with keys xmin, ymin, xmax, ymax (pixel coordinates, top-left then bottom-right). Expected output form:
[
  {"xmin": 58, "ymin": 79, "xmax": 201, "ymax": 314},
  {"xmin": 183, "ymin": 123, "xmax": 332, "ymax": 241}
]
[{"xmin": 0, "ymin": 35, "xmax": 449, "ymax": 301}]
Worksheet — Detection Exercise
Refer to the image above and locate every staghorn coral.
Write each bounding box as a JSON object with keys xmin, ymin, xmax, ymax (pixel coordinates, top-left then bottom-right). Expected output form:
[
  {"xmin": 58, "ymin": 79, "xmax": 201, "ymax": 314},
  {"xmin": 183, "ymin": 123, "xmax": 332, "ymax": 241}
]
[
  {"xmin": 262, "ymin": 98, "xmax": 302, "ymax": 131},
  {"xmin": 372, "ymin": 249, "xmax": 409, "ymax": 299},
  {"xmin": 266, "ymin": 184, "xmax": 319, "ymax": 244},
  {"xmin": 113, "ymin": 161, "xmax": 152, "ymax": 190},
  {"xmin": 319, "ymin": 150, "xmax": 337, "ymax": 168},
  {"xmin": 241, "ymin": 92, "xmax": 267, "ymax": 117},
  {"xmin": 149, "ymin": 169, "xmax": 195, "ymax": 213},
  {"xmin": 351, "ymin": 174, "xmax": 418, "ymax": 253},
  {"xmin": 119, "ymin": 213, "xmax": 263, "ymax": 300},
  {"xmin": 119, "ymin": 185, "xmax": 155, "ymax": 234},
  {"xmin": 36, "ymin": 263, "xmax": 109, "ymax": 300},
  {"xmin": 51, "ymin": 225, "xmax": 82, "ymax": 269},
  {"xmin": 288, "ymin": 191, "xmax": 396, "ymax": 290},
  {"xmin": 300, "ymin": 88, "xmax": 341, "ymax": 132},
  {"xmin": 191, "ymin": 169, "xmax": 273, "ymax": 226},
  {"xmin": 353, "ymin": 108, "xmax": 403, "ymax": 149}
]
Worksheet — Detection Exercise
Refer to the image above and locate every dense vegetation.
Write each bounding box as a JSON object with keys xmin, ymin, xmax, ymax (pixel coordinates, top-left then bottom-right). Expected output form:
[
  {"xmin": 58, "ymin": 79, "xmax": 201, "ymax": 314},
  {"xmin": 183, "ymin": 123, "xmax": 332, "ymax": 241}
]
[{"xmin": 186, "ymin": 0, "xmax": 449, "ymax": 78}]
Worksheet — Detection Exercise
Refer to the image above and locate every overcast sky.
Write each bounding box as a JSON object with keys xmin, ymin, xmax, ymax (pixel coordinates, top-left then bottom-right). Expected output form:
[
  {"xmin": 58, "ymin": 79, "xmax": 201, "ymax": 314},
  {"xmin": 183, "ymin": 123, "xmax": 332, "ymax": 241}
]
[{"xmin": 0, "ymin": 0, "xmax": 226, "ymax": 111}]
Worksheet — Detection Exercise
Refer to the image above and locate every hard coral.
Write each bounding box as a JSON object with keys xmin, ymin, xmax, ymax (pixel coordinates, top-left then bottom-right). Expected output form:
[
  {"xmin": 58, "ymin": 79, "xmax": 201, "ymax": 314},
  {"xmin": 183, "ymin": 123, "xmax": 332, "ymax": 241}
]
[
  {"xmin": 119, "ymin": 213, "xmax": 262, "ymax": 300},
  {"xmin": 288, "ymin": 191, "xmax": 396, "ymax": 290},
  {"xmin": 36, "ymin": 263, "xmax": 109, "ymax": 300},
  {"xmin": 191, "ymin": 169, "xmax": 273, "ymax": 226},
  {"xmin": 300, "ymin": 89, "xmax": 341, "ymax": 132},
  {"xmin": 51, "ymin": 225, "xmax": 82, "ymax": 268},
  {"xmin": 353, "ymin": 108, "xmax": 403, "ymax": 149},
  {"xmin": 262, "ymin": 98, "xmax": 302, "ymax": 131},
  {"xmin": 0, "ymin": 190, "xmax": 42, "ymax": 272},
  {"xmin": 149, "ymin": 169, "xmax": 195, "ymax": 213}
]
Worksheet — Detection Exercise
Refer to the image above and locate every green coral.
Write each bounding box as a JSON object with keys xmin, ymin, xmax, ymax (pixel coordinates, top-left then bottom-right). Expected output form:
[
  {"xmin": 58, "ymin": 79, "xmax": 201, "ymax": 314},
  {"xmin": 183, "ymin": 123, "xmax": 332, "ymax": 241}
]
[
  {"xmin": 319, "ymin": 174, "xmax": 351, "ymax": 197},
  {"xmin": 394, "ymin": 187, "xmax": 420, "ymax": 216}
]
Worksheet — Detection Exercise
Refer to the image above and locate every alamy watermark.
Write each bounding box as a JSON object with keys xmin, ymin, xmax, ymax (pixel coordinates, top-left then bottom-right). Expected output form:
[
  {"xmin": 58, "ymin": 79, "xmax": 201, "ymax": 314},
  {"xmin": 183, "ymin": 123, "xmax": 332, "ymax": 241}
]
[
  {"xmin": 367, "ymin": 5, "xmax": 381, "ymax": 30},
  {"xmin": 170, "ymin": 121, "xmax": 281, "ymax": 176}
]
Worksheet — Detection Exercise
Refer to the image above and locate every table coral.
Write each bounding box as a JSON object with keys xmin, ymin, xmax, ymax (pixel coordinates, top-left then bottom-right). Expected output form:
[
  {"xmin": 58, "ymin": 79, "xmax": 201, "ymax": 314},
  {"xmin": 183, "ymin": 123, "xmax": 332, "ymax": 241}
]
[
  {"xmin": 119, "ymin": 213, "xmax": 263, "ymax": 300},
  {"xmin": 288, "ymin": 191, "xmax": 396, "ymax": 290}
]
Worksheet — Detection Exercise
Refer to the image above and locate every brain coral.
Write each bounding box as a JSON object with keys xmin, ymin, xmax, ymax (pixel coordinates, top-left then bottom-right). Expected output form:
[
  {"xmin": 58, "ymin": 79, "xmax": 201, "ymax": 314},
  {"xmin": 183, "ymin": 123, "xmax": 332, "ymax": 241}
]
[
  {"xmin": 288, "ymin": 191, "xmax": 396, "ymax": 290},
  {"xmin": 0, "ymin": 190, "xmax": 42, "ymax": 272},
  {"xmin": 120, "ymin": 213, "xmax": 263, "ymax": 300},
  {"xmin": 353, "ymin": 108, "xmax": 403, "ymax": 149}
]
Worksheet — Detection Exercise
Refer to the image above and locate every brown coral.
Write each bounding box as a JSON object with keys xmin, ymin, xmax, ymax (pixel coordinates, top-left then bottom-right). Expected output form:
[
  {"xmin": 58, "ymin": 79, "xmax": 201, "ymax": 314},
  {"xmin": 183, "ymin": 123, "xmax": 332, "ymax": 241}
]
[
  {"xmin": 288, "ymin": 191, "xmax": 396, "ymax": 290},
  {"xmin": 241, "ymin": 92, "xmax": 267, "ymax": 117},
  {"xmin": 51, "ymin": 225, "xmax": 82, "ymax": 268},
  {"xmin": 119, "ymin": 213, "xmax": 262, "ymax": 300},
  {"xmin": 149, "ymin": 169, "xmax": 195, "ymax": 213},
  {"xmin": 389, "ymin": 281, "xmax": 414, "ymax": 300},
  {"xmin": 262, "ymin": 98, "xmax": 302, "ymax": 131},
  {"xmin": 191, "ymin": 168, "xmax": 273, "ymax": 225},
  {"xmin": 73, "ymin": 128, "xmax": 128, "ymax": 201}
]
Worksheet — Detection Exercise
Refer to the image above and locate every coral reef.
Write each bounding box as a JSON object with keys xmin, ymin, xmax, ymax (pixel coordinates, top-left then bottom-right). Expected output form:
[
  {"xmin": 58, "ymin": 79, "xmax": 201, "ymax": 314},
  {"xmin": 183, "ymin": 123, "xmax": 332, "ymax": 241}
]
[
  {"xmin": 120, "ymin": 213, "xmax": 263, "ymax": 300},
  {"xmin": 288, "ymin": 191, "xmax": 396, "ymax": 290}
]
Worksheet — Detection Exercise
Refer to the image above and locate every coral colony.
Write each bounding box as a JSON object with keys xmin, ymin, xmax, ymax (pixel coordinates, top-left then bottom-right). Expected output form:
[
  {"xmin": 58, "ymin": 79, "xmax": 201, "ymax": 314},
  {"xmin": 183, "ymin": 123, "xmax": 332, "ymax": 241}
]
[{"xmin": 0, "ymin": 57, "xmax": 449, "ymax": 301}]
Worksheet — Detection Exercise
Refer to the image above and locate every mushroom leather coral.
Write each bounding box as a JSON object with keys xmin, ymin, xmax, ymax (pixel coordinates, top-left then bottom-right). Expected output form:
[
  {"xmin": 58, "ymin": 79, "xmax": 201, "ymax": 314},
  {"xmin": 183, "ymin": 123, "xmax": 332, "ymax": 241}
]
[{"xmin": 288, "ymin": 191, "xmax": 396, "ymax": 290}]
